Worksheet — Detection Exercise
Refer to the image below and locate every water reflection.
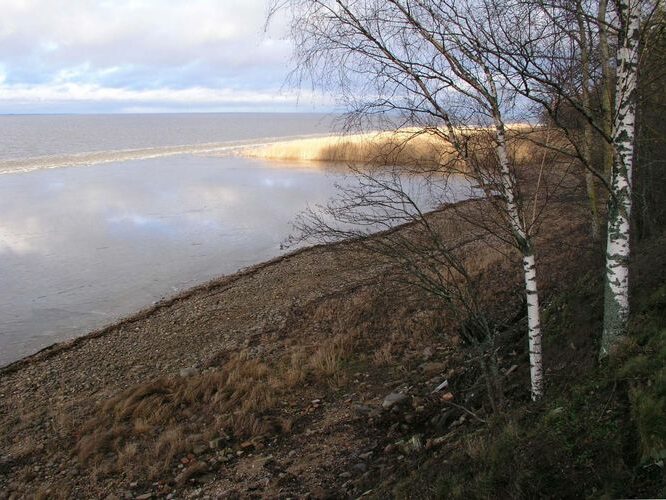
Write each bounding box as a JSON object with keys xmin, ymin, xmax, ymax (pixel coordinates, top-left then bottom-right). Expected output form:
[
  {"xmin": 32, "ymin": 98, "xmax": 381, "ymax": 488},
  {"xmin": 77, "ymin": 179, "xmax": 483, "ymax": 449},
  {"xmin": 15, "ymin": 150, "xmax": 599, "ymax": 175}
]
[{"xmin": 0, "ymin": 155, "xmax": 472, "ymax": 366}]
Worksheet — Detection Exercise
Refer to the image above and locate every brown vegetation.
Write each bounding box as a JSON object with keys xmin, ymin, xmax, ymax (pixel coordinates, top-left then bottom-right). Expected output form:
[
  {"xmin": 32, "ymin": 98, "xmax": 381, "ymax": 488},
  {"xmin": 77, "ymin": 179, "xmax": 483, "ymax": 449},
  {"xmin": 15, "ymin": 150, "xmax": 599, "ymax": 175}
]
[{"xmin": 241, "ymin": 125, "xmax": 543, "ymax": 170}]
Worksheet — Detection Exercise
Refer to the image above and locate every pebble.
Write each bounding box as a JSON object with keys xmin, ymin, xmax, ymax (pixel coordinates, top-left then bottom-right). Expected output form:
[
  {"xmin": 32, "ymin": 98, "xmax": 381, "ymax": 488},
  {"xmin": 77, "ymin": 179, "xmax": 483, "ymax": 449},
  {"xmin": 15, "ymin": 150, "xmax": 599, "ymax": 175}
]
[
  {"xmin": 352, "ymin": 403, "xmax": 373, "ymax": 414},
  {"xmin": 440, "ymin": 392, "xmax": 454, "ymax": 402},
  {"xmin": 352, "ymin": 462, "xmax": 368, "ymax": 473},
  {"xmin": 419, "ymin": 362, "xmax": 447, "ymax": 376},
  {"xmin": 209, "ymin": 437, "xmax": 225, "ymax": 450},
  {"xmin": 382, "ymin": 392, "xmax": 407, "ymax": 409},
  {"xmin": 179, "ymin": 367, "xmax": 199, "ymax": 378}
]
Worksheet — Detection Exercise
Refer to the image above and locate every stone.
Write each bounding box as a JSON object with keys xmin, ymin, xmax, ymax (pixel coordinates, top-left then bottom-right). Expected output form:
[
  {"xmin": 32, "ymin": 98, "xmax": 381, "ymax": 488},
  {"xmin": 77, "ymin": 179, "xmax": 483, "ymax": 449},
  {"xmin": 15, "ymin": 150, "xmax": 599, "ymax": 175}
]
[
  {"xmin": 419, "ymin": 362, "xmax": 447, "ymax": 377},
  {"xmin": 196, "ymin": 474, "xmax": 215, "ymax": 484},
  {"xmin": 352, "ymin": 403, "xmax": 373, "ymax": 415},
  {"xmin": 193, "ymin": 445, "xmax": 207, "ymax": 455},
  {"xmin": 382, "ymin": 392, "xmax": 407, "ymax": 409},
  {"xmin": 135, "ymin": 494, "xmax": 153, "ymax": 500},
  {"xmin": 209, "ymin": 438, "xmax": 225, "ymax": 450},
  {"xmin": 339, "ymin": 472, "xmax": 352, "ymax": 479},
  {"xmin": 179, "ymin": 367, "xmax": 199, "ymax": 378},
  {"xmin": 352, "ymin": 463, "xmax": 368, "ymax": 473},
  {"xmin": 440, "ymin": 392, "xmax": 454, "ymax": 402}
]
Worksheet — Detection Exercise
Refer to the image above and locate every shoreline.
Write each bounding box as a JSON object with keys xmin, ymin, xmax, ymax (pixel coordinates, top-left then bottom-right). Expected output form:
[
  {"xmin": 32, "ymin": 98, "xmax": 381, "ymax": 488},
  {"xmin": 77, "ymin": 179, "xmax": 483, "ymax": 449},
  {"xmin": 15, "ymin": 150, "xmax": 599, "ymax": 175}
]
[
  {"xmin": 0, "ymin": 132, "xmax": 335, "ymax": 176},
  {"xmin": 0, "ymin": 198, "xmax": 475, "ymax": 376},
  {"xmin": 0, "ymin": 180, "xmax": 596, "ymax": 497}
]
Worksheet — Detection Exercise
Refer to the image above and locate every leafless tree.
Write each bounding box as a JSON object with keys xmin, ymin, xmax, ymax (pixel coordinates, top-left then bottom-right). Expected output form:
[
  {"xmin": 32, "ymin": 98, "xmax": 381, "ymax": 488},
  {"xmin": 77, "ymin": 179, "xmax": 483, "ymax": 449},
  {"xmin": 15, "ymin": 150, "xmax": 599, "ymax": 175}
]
[
  {"xmin": 272, "ymin": 0, "xmax": 557, "ymax": 400},
  {"xmin": 289, "ymin": 163, "xmax": 509, "ymax": 411},
  {"xmin": 471, "ymin": 0, "xmax": 661, "ymax": 357}
]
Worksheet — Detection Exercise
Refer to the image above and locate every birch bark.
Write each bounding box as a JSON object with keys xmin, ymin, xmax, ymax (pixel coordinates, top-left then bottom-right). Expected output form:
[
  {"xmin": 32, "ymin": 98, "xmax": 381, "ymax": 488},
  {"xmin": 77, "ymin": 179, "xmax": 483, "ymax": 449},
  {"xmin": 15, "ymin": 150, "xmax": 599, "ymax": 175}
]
[
  {"xmin": 494, "ymin": 120, "xmax": 544, "ymax": 399},
  {"xmin": 601, "ymin": 0, "xmax": 640, "ymax": 358}
]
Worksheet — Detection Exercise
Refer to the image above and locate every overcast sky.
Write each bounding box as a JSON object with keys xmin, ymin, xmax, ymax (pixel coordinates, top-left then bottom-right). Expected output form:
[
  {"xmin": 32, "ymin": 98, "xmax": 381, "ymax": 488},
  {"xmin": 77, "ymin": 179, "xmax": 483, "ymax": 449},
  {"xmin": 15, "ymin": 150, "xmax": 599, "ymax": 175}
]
[{"xmin": 0, "ymin": 0, "xmax": 324, "ymax": 113}]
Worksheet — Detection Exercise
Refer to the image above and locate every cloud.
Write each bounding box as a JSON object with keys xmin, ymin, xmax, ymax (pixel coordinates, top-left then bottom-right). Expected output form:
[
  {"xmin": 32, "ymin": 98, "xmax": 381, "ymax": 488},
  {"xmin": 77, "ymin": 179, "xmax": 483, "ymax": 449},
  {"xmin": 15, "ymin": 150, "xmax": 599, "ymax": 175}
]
[
  {"xmin": 0, "ymin": 218, "xmax": 41, "ymax": 254},
  {"xmin": 0, "ymin": 0, "xmax": 322, "ymax": 113}
]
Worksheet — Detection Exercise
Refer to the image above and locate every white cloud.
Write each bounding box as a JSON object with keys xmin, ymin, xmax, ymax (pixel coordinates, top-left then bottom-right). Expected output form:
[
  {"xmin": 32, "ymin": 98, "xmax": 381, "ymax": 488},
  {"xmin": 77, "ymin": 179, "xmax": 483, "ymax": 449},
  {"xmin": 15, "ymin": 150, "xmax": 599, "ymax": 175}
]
[
  {"xmin": 0, "ymin": 0, "xmax": 319, "ymax": 112},
  {"xmin": 0, "ymin": 82, "xmax": 299, "ymax": 104}
]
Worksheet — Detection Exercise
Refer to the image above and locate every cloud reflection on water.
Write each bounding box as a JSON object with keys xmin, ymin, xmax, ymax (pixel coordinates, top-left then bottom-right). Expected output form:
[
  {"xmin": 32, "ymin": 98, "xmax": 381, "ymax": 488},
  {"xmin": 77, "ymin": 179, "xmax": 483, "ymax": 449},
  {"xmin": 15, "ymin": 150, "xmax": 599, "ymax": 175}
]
[
  {"xmin": 0, "ymin": 155, "xmax": 475, "ymax": 366},
  {"xmin": 0, "ymin": 155, "xmax": 349, "ymax": 364}
]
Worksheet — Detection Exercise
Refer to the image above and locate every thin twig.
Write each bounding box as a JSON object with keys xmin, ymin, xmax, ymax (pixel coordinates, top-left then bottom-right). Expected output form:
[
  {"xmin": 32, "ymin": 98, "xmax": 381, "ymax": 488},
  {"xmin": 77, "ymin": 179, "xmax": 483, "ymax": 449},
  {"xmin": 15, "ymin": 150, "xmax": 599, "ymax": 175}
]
[
  {"xmin": 597, "ymin": 380, "xmax": 618, "ymax": 422},
  {"xmin": 443, "ymin": 400, "xmax": 487, "ymax": 424}
]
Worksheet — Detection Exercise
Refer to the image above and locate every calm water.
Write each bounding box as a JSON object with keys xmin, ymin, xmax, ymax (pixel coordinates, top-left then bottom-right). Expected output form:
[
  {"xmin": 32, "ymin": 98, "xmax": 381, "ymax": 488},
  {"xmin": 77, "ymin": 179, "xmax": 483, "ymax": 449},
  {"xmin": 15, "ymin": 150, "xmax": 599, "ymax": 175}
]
[
  {"xmin": 0, "ymin": 113, "xmax": 337, "ymax": 173},
  {"xmin": 0, "ymin": 113, "xmax": 466, "ymax": 366}
]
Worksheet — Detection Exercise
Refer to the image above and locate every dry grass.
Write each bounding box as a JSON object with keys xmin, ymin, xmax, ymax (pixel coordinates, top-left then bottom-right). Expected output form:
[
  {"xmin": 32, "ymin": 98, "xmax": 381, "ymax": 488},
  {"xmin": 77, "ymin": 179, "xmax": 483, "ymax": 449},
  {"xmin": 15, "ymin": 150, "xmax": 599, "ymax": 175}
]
[
  {"xmin": 310, "ymin": 333, "xmax": 355, "ymax": 378},
  {"xmin": 243, "ymin": 129, "xmax": 456, "ymax": 168},
  {"xmin": 71, "ymin": 283, "xmax": 458, "ymax": 481},
  {"xmin": 373, "ymin": 341, "xmax": 396, "ymax": 366},
  {"xmin": 242, "ymin": 125, "xmax": 543, "ymax": 170},
  {"xmin": 282, "ymin": 350, "xmax": 309, "ymax": 388},
  {"xmin": 75, "ymin": 352, "xmax": 284, "ymax": 478},
  {"xmin": 6, "ymin": 435, "xmax": 40, "ymax": 461}
]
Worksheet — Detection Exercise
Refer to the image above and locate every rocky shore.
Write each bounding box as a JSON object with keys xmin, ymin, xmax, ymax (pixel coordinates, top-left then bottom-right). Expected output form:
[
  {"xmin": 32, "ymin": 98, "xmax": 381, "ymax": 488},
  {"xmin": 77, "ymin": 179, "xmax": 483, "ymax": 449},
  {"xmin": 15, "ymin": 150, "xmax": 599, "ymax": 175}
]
[{"xmin": 0, "ymin": 193, "xmax": 592, "ymax": 498}]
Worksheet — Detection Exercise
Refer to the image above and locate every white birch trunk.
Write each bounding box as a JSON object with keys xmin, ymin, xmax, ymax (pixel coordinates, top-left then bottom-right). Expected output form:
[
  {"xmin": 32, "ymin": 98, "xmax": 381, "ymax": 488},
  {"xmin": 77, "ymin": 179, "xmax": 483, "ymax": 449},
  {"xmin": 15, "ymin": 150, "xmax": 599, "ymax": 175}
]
[
  {"xmin": 494, "ymin": 123, "xmax": 544, "ymax": 399},
  {"xmin": 523, "ymin": 253, "xmax": 543, "ymax": 400},
  {"xmin": 601, "ymin": 0, "xmax": 640, "ymax": 358}
]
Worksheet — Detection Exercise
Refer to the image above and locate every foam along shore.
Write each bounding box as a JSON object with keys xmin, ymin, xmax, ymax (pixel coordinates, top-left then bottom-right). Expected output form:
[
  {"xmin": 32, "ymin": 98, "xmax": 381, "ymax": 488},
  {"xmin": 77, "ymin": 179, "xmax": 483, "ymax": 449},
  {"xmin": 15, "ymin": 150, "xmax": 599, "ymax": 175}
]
[
  {"xmin": 0, "ymin": 132, "xmax": 331, "ymax": 176},
  {"xmin": 239, "ymin": 125, "xmax": 537, "ymax": 168}
]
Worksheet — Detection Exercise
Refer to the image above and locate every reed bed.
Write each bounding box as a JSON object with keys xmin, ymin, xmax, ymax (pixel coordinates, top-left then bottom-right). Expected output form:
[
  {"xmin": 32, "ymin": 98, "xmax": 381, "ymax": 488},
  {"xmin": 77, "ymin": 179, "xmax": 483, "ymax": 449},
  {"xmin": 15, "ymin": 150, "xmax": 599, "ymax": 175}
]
[
  {"xmin": 242, "ymin": 130, "xmax": 456, "ymax": 168},
  {"xmin": 241, "ymin": 125, "xmax": 544, "ymax": 169}
]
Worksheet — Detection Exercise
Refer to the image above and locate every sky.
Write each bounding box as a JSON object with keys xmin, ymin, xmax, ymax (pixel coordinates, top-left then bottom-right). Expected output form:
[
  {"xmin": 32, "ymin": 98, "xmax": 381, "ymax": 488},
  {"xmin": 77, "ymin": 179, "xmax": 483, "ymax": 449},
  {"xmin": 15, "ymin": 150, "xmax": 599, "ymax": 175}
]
[{"xmin": 0, "ymin": 0, "xmax": 324, "ymax": 114}]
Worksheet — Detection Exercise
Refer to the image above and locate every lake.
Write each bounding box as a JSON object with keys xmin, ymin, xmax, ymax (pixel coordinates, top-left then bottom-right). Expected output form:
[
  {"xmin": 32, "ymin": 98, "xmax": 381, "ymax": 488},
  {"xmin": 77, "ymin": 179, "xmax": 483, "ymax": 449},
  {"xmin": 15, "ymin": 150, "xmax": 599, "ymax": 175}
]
[{"xmin": 0, "ymin": 113, "xmax": 466, "ymax": 366}]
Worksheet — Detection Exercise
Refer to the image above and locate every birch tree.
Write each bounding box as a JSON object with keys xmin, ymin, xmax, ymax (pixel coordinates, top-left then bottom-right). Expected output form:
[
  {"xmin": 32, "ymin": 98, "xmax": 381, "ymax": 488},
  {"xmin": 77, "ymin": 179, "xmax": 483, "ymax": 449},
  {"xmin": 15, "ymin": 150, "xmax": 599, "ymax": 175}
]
[
  {"xmin": 273, "ymin": 0, "xmax": 546, "ymax": 399},
  {"xmin": 600, "ymin": 0, "xmax": 641, "ymax": 357},
  {"xmin": 476, "ymin": 0, "xmax": 658, "ymax": 357}
]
